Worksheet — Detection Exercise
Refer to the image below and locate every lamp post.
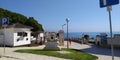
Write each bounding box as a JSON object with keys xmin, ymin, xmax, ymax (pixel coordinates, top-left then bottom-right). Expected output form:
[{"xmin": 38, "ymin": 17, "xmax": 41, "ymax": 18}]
[
  {"xmin": 62, "ymin": 24, "xmax": 66, "ymax": 30},
  {"xmin": 66, "ymin": 18, "xmax": 69, "ymax": 49},
  {"xmin": 107, "ymin": 6, "xmax": 114, "ymax": 60}
]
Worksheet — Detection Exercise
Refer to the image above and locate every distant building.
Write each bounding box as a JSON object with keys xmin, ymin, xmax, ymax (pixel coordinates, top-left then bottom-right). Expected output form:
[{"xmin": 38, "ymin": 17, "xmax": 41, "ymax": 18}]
[
  {"xmin": 0, "ymin": 23, "xmax": 33, "ymax": 47},
  {"xmin": 107, "ymin": 34, "xmax": 120, "ymax": 47},
  {"xmin": 96, "ymin": 33, "xmax": 120, "ymax": 48}
]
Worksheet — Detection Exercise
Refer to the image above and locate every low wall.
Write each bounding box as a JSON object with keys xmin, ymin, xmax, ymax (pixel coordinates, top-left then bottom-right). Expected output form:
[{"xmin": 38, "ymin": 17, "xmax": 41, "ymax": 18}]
[{"xmin": 107, "ymin": 38, "xmax": 120, "ymax": 46}]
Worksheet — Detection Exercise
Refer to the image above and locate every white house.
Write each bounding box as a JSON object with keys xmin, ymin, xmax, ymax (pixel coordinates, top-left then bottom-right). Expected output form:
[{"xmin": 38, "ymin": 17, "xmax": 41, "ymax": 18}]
[{"xmin": 0, "ymin": 23, "xmax": 33, "ymax": 47}]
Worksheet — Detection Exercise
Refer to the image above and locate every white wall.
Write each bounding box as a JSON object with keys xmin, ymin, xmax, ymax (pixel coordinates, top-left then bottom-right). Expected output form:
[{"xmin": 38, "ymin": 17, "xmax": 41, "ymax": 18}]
[
  {"xmin": 5, "ymin": 28, "xmax": 14, "ymax": 46},
  {"xmin": 0, "ymin": 28, "xmax": 14, "ymax": 46},
  {"xmin": 0, "ymin": 28, "xmax": 31, "ymax": 46},
  {"xmin": 0, "ymin": 30, "xmax": 4, "ymax": 45},
  {"xmin": 0, "ymin": 35, "xmax": 4, "ymax": 45},
  {"xmin": 40, "ymin": 33, "xmax": 44, "ymax": 41}
]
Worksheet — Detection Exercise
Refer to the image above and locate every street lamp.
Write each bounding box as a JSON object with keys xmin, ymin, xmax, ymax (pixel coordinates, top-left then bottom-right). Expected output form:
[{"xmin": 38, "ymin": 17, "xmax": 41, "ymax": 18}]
[
  {"xmin": 66, "ymin": 18, "xmax": 69, "ymax": 49},
  {"xmin": 62, "ymin": 24, "xmax": 66, "ymax": 30}
]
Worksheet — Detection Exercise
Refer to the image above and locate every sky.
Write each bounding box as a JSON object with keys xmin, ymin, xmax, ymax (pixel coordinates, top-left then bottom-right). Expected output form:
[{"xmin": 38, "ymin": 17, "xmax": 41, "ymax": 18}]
[{"xmin": 0, "ymin": 0, "xmax": 120, "ymax": 32}]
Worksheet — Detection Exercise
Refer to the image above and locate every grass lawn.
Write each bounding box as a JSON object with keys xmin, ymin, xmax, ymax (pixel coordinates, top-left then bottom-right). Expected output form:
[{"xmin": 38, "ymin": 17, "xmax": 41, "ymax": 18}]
[{"xmin": 15, "ymin": 48, "xmax": 98, "ymax": 60}]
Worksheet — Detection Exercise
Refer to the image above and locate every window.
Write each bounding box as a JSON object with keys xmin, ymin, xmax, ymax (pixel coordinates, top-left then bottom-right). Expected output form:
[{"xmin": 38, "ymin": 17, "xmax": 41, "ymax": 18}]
[
  {"xmin": 17, "ymin": 32, "xmax": 27, "ymax": 37},
  {"xmin": 26, "ymin": 38, "xmax": 28, "ymax": 40},
  {"xmin": 23, "ymin": 32, "xmax": 27, "ymax": 37},
  {"xmin": 18, "ymin": 32, "xmax": 23, "ymax": 36},
  {"xmin": 17, "ymin": 32, "xmax": 28, "ymax": 42},
  {"xmin": 17, "ymin": 38, "xmax": 19, "ymax": 42}
]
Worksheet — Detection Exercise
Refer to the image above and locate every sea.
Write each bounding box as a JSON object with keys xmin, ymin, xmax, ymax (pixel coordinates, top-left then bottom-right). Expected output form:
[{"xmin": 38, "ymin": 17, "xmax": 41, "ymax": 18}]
[{"xmin": 64, "ymin": 32, "xmax": 120, "ymax": 39}]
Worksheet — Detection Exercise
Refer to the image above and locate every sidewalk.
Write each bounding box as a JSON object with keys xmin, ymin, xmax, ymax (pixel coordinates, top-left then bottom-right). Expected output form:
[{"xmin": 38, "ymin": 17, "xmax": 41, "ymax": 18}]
[
  {"xmin": 65, "ymin": 41, "xmax": 120, "ymax": 60},
  {"xmin": 0, "ymin": 57, "xmax": 17, "ymax": 60},
  {"xmin": 0, "ymin": 45, "xmax": 68, "ymax": 60}
]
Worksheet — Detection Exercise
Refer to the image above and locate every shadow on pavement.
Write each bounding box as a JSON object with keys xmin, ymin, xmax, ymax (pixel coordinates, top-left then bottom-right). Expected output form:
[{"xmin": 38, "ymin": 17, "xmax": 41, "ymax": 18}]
[{"xmin": 78, "ymin": 45, "xmax": 120, "ymax": 57}]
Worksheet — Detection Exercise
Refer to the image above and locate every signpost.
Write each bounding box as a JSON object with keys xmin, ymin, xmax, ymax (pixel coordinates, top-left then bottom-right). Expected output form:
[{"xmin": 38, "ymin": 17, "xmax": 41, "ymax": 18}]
[
  {"xmin": 1, "ymin": 17, "xmax": 9, "ymax": 57},
  {"xmin": 99, "ymin": 0, "xmax": 119, "ymax": 60},
  {"xmin": 2, "ymin": 18, "xmax": 9, "ymax": 27}
]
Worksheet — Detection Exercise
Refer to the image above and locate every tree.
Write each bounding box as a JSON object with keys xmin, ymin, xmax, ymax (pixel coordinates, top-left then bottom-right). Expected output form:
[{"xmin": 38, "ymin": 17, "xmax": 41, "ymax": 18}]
[
  {"xmin": 0, "ymin": 8, "xmax": 44, "ymax": 31},
  {"xmin": 0, "ymin": 8, "xmax": 27, "ymax": 24},
  {"xmin": 25, "ymin": 17, "xmax": 44, "ymax": 32}
]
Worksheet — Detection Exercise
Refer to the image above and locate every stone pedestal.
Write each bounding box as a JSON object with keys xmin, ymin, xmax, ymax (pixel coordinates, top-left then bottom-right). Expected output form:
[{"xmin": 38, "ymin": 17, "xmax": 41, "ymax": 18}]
[
  {"xmin": 43, "ymin": 41, "xmax": 61, "ymax": 51},
  {"xmin": 43, "ymin": 32, "xmax": 61, "ymax": 51}
]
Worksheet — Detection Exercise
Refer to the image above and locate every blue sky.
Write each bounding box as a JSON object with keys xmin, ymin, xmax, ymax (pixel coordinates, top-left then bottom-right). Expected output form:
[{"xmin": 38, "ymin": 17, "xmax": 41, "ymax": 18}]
[{"xmin": 0, "ymin": 0, "xmax": 120, "ymax": 32}]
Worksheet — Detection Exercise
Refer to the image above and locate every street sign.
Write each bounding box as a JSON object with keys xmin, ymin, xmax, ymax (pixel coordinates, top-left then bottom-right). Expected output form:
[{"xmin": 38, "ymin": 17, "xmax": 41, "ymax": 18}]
[
  {"xmin": 2, "ymin": 18, "xmax": 9, "ymax": 27},
  {"xmin": 100, "ymin": 0, "xmax": 119, "ymax": 8}
]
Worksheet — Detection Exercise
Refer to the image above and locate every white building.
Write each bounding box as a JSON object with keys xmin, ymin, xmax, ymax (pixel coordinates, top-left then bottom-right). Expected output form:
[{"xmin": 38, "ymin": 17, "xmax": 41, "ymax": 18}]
[
  {"xmin": 0, "ymin": 23, "xmax": 33, "ymax": 47},
  {"xmin": 36, "ymin": 32, "xmax": 44, "ymax": 44}
]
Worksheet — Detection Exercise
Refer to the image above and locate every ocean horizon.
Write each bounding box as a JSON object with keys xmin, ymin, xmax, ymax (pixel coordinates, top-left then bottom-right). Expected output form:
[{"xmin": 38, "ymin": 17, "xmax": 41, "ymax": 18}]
[{"xmin": 64, "ymin": 32, "xmax": 120, "ymax": 39}]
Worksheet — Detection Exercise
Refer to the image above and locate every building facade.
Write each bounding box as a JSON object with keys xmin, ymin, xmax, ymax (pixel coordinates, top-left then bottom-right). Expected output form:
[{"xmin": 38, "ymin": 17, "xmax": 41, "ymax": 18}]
[{"xmin": 0, "ymin": 23, "xmax": 32, "ymax": 46}]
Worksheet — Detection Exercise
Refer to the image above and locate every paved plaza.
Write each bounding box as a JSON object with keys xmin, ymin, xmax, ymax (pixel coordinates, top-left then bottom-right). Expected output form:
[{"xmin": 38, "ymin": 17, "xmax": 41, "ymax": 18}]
[{"xmin": 0, "ymin": 41, "xmax": 120, "ymax": 60}]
